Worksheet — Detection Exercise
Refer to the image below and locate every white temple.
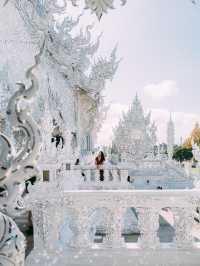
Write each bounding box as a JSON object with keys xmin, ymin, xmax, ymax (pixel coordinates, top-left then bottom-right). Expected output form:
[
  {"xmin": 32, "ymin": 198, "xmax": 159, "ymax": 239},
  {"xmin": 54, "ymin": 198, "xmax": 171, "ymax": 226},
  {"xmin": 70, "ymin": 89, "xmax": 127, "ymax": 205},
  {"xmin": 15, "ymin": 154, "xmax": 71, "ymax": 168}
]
[
  {"xmin": 112, "ymin": 94, "xmax": 157, "ymax": 161},
  {"xmin": 1, "ymin": 1, "xmax": 200, "ymax": 266}
]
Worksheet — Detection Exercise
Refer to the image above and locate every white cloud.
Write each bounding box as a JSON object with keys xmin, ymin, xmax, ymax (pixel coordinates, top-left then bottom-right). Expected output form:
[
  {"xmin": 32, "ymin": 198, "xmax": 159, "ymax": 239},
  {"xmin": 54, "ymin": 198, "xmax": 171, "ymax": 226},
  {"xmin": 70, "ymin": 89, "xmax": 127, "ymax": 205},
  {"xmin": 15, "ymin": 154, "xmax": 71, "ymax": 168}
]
[
  {"xmin": 143, "ymin": 80, "xmax": 179, "ymax": 101},
  {"xmin": 97, "ymin": 103, "xmax": 200, "ymax": 147}
]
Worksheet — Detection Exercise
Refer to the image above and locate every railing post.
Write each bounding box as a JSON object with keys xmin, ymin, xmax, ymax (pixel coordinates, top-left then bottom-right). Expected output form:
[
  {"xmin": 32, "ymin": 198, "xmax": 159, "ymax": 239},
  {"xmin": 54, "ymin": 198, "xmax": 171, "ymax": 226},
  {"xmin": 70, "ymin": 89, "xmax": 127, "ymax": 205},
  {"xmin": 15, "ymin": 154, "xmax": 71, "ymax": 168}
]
[
  {"xmin": 70, "ymin": 206, "xmax": 91, "ymax": 248},
  {"xmin": 120, "ymin": 169, "xmax": 129, "ymax": 185},
  {"xmin": 137, "ymin": 207, "xmax": 160, "ymax": 249},
  {"xmin": 83, "ymin": 169, "xmax": 89, "ymax": 182},
  {"xmin": 39, "ymin": 201, "xmax": 62, "ymax": 250},
  {"xmin": 104, "ymin": 169, "xmax": 110, "ymax": 182},
  {"xmin": 96, "ymin": 169, "xmax": 100, "ymax": 183},
  {"xmin": 31, "ymin": 202, "xmax": 46, "ymax": 250},
  {"xmin": 31, "ymin": 201, "xmax": 62, "ymax": 250},
  {"xmin": 90, "ymin": 168, "xmax": 96, "ymax": 181},
  {"xmin": 103, "ymin": 206, "xmax": 126, "ymax": 248},
  {"xmin": 172, "ymin": 207, "xmax": 194, "ymax": 248}
]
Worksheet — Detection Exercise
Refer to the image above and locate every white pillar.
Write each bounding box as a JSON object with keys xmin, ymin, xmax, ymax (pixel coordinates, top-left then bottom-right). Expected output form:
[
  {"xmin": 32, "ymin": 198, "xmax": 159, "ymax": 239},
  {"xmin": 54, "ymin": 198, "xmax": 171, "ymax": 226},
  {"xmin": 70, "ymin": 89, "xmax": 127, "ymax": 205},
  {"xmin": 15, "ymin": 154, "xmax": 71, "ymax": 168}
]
[
  {"xmin": 70, "ymin": 206, "xmax": 91, "ymax": 248},
  {"xmin": 31, "ymin": 200, "xmax": 63, "ymax": 250},
  {"xmin": 137, "ymin": 207, "xmax": 160, "ymax": 249},
  {"xmin": 172, "ymin": 207, "xmax": 194, "ymax": 248},
  {"xmin": 103, "ymin": 206, "xmax": 126, "ymax": 248},
  {"xmin": 31, "ymin": 202, "xmax": 46, "ymax": 250},
  {"xmin": 120, "ymin": 169, "xmax": 129, "ymax": 185}
]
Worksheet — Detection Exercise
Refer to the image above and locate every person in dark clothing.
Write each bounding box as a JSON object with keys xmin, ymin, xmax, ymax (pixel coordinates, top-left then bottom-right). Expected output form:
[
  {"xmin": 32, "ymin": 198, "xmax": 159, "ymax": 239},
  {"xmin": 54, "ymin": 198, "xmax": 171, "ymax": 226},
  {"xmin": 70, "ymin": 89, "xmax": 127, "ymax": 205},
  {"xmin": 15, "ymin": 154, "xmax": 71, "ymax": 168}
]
[
  {"xmin": 51, "ymin": 119, "xmax": 64, "ymax": 149},
  {"xmin": 95, "ymin": 151, "xmax": 105, "ymax": 181},
  {"xmin": 55, "ymin": 135, "xmax": 64, "ymax": 148},
  {"xmin": 25, "ymin": 176, "xmax": 37, "ymax": 193},
  {"xmin": 75, "ymin": 158, "xmax": 80, "ymax": 165}
]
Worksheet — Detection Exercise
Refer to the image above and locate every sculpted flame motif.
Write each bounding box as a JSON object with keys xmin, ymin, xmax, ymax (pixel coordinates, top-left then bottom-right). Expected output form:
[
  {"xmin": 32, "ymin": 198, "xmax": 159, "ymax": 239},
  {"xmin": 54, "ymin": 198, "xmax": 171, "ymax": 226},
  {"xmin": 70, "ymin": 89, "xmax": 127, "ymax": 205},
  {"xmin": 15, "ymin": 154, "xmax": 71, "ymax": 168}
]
[
  {"xmin": 0, "ymin": 40, "xmax": 45, "ymax": 265},
  {"xmin": 84, "ymin": 0, "xmax": 127, "ymax": 19},
  {"xmin": 4, "ymin": 0, "xmax": 127, "ymax": 22},
  {"xmin": 0, "ymin": 41, "xmax": 45, "ymax": 204}
]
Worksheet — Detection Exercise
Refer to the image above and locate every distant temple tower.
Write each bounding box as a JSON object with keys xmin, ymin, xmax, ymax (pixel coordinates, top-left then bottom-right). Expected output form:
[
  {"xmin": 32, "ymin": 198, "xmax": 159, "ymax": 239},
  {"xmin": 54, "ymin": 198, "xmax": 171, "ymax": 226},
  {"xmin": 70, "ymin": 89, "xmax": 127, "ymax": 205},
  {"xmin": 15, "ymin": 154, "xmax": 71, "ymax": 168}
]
[
  {"xmin": 112, "ymin": 94, "xmax": 157, "ymax": 161},
  {"xmin": 167, "ymin": 114, "xmax": 175, "ymax": 160}
]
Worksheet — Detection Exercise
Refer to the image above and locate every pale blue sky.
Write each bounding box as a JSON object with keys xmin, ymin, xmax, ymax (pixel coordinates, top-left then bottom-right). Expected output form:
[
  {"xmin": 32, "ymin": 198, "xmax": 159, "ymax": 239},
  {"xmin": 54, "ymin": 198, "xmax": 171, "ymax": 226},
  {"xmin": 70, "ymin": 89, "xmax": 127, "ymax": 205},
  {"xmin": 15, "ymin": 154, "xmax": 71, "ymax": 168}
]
[
  {"xmin": 90, "ymin": 0, "xmax": 200, "ymax": 112},
  {"xmin": 70, "ymin": 1, "xmax": 200, "ymax": 144}
]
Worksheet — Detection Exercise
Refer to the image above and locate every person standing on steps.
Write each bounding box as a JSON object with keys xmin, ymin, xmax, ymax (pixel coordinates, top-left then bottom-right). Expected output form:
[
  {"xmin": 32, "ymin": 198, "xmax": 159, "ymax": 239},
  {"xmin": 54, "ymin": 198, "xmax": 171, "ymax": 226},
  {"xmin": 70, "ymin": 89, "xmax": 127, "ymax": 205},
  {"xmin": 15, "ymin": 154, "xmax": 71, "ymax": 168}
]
[{"xmin": 95, "ymin": 151, "xmax": 105, "ymax": 181}]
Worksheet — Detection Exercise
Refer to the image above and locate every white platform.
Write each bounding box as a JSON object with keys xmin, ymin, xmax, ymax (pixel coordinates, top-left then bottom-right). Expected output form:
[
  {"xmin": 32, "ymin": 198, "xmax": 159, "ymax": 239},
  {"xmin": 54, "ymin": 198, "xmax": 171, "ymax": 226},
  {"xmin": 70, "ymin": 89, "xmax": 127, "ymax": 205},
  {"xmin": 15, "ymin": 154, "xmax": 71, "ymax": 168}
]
[{"xmin": 26, "ymin": 245, "xmax": 200, "ymax": 266}]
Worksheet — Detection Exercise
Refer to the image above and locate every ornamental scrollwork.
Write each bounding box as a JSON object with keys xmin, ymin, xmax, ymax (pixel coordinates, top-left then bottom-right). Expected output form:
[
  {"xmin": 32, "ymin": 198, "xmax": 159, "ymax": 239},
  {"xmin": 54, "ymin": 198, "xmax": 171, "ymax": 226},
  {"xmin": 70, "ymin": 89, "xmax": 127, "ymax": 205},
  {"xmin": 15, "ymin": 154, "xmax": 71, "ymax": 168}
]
[{"xmin": 0, "ymin": 39, "xmax": 45, "ymax": 264}]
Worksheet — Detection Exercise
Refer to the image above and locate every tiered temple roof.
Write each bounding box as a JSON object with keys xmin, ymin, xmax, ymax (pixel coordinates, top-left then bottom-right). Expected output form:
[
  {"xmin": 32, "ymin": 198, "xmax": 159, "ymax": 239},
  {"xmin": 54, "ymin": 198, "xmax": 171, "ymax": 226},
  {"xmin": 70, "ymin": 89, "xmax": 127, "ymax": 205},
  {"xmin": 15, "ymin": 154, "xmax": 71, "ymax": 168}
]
[{"xmin": 112, "ymin": 94, "xmax": 157, "ymax": 160}]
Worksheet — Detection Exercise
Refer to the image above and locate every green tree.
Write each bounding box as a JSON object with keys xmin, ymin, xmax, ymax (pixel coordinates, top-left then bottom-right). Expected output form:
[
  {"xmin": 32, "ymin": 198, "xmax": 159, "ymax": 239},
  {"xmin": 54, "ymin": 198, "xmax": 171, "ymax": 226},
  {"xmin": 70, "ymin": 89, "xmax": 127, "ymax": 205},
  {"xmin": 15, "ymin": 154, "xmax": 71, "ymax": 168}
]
[{"xmin": 173, "ymin": 146, "xmax": 193, "ymax": 162}]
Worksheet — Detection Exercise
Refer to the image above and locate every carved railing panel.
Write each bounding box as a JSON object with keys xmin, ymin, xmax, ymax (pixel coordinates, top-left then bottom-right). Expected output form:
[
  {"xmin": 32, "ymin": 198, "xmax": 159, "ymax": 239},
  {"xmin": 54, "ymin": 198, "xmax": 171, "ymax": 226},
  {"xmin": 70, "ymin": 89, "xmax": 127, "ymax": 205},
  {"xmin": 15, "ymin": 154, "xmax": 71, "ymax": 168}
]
[
  {"xmin": 137, "ymin": 207, "xmax": 160, "ymax": 249},
  {"xmin": 70, "ymin": 206, "xmax": 92, "ymax": 248},
  {"xmin": 26, "ymin": 186, "xmax": 200, "ymax": 255},
  {"xmin": 172, "ymin": 207, "xmax": 194, "ymax": 248},
  {"xmin": 103, "ymin": 206, "xmax": 126, "ymax": 248},
  {"xmin": 61, "ymin": 168, "xmax": 130, "ymax": 189}
]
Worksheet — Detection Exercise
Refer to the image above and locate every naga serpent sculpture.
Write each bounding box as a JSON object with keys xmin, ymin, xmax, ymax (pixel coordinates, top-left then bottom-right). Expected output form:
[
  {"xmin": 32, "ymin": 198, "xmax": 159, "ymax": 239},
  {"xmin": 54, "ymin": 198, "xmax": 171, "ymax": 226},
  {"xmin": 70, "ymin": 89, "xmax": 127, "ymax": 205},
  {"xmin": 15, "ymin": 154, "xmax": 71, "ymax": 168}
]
[
  {"xmin": 0, "ymin": 40, "xmax": 45, "ymax": 265},
  {"xmin": 0, "ymin": 41, "xmax": 45, "ymax": 207}
]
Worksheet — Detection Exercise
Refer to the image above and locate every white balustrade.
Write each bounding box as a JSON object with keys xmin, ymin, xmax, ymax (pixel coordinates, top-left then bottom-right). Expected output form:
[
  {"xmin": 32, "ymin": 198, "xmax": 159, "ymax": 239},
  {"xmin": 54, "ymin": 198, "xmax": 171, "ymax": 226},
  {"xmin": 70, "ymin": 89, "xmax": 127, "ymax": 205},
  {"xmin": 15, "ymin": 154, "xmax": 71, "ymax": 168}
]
[
  {"xmin": 63, "ymin": 167, "xmax": 130, "ymax": 189},
  {"xmin": 26, "ymin": 185, "xmax": 200, "ymax": 253},
  {"xmin": 52, "ymin": 159, "xmax": 190, "ymax": 192}
]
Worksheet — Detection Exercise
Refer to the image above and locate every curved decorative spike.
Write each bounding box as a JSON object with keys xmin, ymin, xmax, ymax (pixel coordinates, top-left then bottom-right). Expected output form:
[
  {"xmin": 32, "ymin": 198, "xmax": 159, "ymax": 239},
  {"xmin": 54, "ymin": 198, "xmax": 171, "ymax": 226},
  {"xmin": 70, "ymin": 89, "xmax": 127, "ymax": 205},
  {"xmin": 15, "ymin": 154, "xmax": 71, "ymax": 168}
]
[
  {"xmin": 87, "ymin": 32, "xmax": 103, "ymax": 56},
  {"xmin": 84, "ymin": 0, "xmax": 115, "ymax": 20},
  {"xmin": 73, "ymin": 12, "xmax": 84, "ymax": 27},
  {"xmin": 0, "ymin": 41, "xmax": 45, "ymax": 215}
]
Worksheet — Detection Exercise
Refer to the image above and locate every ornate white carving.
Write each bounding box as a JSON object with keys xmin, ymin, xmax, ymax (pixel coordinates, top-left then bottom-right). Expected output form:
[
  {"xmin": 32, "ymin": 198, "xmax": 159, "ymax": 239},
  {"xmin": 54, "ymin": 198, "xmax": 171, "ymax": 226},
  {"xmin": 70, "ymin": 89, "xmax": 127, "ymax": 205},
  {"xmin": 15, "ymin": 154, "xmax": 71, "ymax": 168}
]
[
  {"xmin": 1, "ymin": 2, "xmax": 199, "ymax": 266},
  {"xmin": 3, "ymin": 0, "xmax": 127, "ymax": 25},
  {"xmin": 25, "ymin": 185, "xmax": 199, "ymax": 265},
  {"xmin": 0, "ymin": 42, "xmax": 45, "ymax": 213},
  {"xmin": 103, "ymin": 206, "xmax": 126, "ymax": 248},
  {"xmin": 70, "ymin": 206, "xmax": 91, "ymax": 248},
  {"xmin": 84, "ymin": 0, "xmax": 127, "ymax": 20},
  {"xmin": 112, "ymin": 94, "xmax": 157, "ymax": 161},
  {"xmin": 172, "ymin": 207, "xmax": 194, "ymax": 248},
  {"xmin": 10, "ymin": 0, "xmax": 119, "ymax": 160},
  {"xmin": 0, "ymin": 0, "xmax": 119, "ymax": 206},
  {"xmin": 137, "ymin": 207, "xmax": 160, "ymax": 249},
  {"xmin": 0, "ymin": 212, "xmax": 25, "ymax": 266},
  {"xmin": 0, "ymin": 33, "xmax": 44, "ymax": 265}
]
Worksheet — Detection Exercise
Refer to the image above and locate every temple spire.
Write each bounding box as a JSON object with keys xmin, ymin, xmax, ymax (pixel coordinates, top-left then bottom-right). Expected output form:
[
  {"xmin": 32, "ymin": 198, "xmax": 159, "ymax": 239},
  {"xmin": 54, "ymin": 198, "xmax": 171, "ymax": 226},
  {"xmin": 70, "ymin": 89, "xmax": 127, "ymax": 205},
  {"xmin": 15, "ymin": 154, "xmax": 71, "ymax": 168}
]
[
  {"xmin": 167, "ymin": 113, "xmax": 175, "ymax": 160},
  {"xmin": 112, "ymin": 95, "xmax": 157, "ymax": 161}
]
